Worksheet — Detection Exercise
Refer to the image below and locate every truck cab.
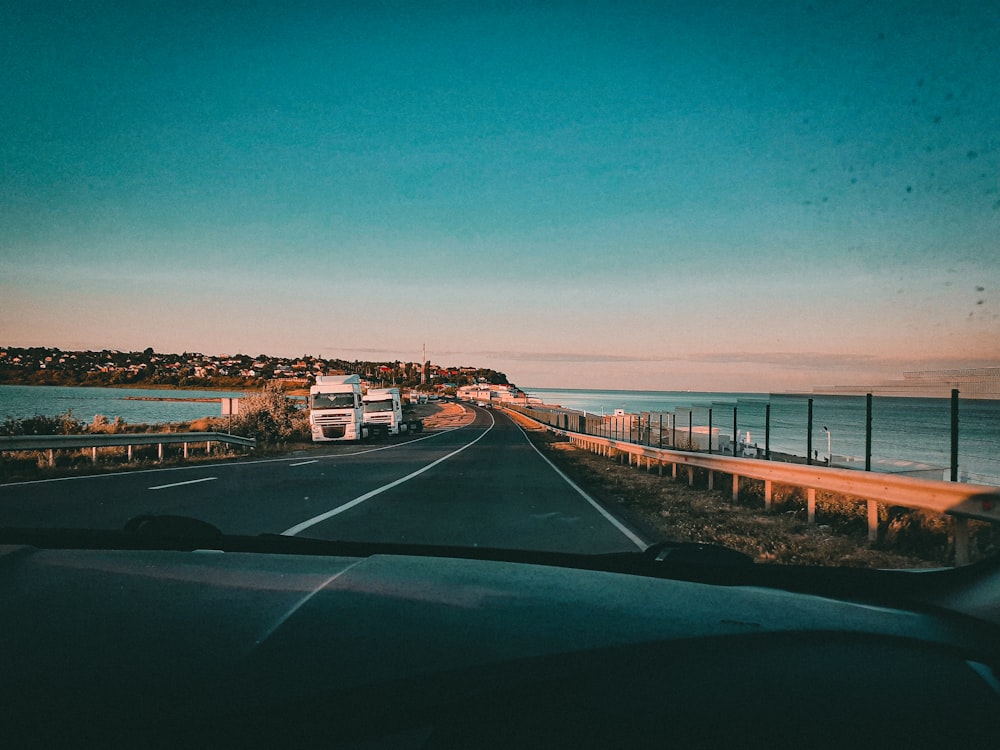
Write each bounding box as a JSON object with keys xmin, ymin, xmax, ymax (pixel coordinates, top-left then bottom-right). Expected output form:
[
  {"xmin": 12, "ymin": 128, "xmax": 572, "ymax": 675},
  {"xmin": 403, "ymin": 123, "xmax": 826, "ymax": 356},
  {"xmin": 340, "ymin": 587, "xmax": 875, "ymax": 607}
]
[
  {"xmin": 309, "ymin": 375, "xmax": 365, "ymax": 441},
  {"xmin": 363, "ymin": 387, "xmax": 424, "ymax": 436},
  {"xmin": 363, "ymin": 387, "xmax": 403, "ymax": 436}
]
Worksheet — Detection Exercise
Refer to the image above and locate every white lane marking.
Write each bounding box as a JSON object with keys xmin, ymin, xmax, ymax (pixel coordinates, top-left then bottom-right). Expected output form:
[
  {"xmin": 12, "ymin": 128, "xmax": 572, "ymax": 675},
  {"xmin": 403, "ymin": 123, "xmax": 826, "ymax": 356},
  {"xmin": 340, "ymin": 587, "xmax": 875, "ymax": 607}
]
[
  {"xmin": 0, "ymin": 426, "xmax": 466, "ymax": 487},
  {"xmin": 283, "ymin": 412, "xmax": 496, "ymax": 536},
  {"xmin": 289, "ymin": 460, "xmax": 319, "ymax": 467},
  {"xmin": 512, "ymin": 421, "xmax": 647, "ymax": 550},
  {"xmin": 148, "ymin": 477, "xmax": 218, "ymax": 491}
]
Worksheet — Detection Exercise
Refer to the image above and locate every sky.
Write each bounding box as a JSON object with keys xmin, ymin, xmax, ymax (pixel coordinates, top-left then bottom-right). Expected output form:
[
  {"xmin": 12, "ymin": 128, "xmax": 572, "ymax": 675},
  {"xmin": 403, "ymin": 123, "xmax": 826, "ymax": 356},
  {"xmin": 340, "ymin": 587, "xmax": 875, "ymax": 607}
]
[{"xmin": 2, "ymin": 0, "xmax": 998, "ymax": 391}]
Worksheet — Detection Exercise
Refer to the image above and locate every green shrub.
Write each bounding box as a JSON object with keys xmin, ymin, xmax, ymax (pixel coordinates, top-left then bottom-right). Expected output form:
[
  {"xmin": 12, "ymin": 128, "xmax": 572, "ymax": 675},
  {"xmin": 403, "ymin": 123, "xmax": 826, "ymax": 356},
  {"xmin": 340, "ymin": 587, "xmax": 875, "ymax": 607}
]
[{"xmin": 231, "ymin": 383, "xmax": 309, "ymax": 445}]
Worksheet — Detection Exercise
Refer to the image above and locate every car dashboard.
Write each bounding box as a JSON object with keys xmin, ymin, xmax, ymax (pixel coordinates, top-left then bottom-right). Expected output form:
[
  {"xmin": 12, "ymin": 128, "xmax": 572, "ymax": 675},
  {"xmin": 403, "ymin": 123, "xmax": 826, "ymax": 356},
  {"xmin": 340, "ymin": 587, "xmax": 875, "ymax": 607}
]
[{"xmin": 2, "ymin": 540, "xmax": 999, "ymax": 748}]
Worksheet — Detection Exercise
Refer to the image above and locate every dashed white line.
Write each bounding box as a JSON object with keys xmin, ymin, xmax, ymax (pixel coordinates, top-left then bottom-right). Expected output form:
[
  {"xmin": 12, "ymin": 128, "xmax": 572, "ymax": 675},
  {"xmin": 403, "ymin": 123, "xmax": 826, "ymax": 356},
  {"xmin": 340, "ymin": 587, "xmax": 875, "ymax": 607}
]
[
  {"xmin": 148, "ymin": 477, "xmax": 218, "ymax": 491},
  {"xmin": 289, "ymin": 460, "xmax": 319, "ymax": 467}
]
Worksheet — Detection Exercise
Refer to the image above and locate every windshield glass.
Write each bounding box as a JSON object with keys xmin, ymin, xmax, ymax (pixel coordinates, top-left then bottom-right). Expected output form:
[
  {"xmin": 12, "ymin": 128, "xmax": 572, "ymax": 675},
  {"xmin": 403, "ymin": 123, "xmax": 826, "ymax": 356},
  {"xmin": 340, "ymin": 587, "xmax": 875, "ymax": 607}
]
[
  {"xmin": 1, "ymin": 1, "xmax": 998, "ymax": 569},
  {"xmin": 312, "ymin": 393, "xmax": 357, "ymax": 410}
]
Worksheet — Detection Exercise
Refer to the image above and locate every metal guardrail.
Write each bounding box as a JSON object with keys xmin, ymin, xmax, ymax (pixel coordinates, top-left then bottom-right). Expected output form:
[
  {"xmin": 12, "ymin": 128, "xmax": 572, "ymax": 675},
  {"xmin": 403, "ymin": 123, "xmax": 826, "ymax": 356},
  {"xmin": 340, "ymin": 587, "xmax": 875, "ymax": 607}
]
[
  {"xmin": 1, "ymin": 432, "xmax": 255, "ymax": 465},
  {"xmin": 507, "ymin": 408, "xmax": 1000, "ymax": 565}
]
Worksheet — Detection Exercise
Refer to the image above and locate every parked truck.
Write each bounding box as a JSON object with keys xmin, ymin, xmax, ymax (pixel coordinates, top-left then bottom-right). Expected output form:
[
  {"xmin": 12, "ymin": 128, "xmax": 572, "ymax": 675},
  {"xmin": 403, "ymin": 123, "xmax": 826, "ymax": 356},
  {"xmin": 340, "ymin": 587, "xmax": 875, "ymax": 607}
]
[
  {"xmin": 362, "ymin": 387, "xmax": 424, "ymax": 436},
  {"xmin": 309, "ymin": 374, "xmax": 366, "ymax": 442}
]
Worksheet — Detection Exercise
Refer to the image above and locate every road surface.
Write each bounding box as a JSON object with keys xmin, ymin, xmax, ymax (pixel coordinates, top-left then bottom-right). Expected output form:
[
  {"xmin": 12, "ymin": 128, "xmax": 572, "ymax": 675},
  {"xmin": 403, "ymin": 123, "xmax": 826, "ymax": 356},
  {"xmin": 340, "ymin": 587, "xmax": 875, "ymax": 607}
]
[{"xmin": 0, "ymin": 406, "xmax": 645, "ymax": 554}]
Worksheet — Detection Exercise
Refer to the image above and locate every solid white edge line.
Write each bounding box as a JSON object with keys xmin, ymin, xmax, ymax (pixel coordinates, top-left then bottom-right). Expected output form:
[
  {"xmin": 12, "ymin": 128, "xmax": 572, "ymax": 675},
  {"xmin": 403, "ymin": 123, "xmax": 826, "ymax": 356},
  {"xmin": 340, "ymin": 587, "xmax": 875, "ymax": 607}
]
[
  {"xmin": 512, "ymin": 421, "xmax": 647, "ymax": 550},
  {"xmin": 282, "ymin": 412, "xmax": 496, "ymax": 536},
  {"xmin": 148, "ymin": 477, "xmax": 218, "ymax": 491}
]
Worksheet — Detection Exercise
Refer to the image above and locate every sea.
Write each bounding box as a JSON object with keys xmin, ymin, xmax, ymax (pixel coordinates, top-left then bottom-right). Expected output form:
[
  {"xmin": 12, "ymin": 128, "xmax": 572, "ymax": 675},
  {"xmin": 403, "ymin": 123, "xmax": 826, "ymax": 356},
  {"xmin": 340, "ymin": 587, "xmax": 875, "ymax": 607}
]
[
  {"xmin": 0, "ymin": 385, "xmax": 246, "ymax": 426},
  {"xmin": 2, "ymin": 384, "xmax": 998, "ymax": 486},
  {"xmin": 524, "ymin": 388, "xmax": 1000, "ymax": 487}
]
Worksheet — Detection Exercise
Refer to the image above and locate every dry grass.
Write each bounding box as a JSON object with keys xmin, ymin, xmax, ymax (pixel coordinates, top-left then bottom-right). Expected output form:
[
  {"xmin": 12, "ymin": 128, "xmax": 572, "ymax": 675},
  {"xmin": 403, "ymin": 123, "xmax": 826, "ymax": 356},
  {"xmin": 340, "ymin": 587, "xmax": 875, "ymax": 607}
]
[{"xmin": 510, "ymin": 411, "xmax": 998, "ymax": 568}]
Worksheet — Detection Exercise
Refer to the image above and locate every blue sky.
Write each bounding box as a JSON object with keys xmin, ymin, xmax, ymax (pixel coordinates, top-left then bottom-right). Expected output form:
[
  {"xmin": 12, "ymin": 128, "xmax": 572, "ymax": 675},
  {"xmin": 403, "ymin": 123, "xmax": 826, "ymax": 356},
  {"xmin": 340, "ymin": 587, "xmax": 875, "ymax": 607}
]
[{"xmin": 2, "ymin": 1, "xmax": 998, "ymax": 390}]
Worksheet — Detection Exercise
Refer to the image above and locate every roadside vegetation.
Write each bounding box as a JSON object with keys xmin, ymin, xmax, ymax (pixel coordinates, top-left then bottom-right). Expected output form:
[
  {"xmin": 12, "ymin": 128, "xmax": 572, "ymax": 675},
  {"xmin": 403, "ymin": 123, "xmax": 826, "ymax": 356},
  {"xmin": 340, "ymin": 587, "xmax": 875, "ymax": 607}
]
[{"xmin": 0, "ymin": 383, "xmax": 309, "ymax": 481}]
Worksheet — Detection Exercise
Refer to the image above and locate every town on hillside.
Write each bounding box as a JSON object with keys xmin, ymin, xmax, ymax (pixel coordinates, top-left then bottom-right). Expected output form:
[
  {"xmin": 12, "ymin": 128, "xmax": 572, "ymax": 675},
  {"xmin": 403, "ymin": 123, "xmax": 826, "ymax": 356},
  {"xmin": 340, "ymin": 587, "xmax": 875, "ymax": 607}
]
[{"xmin": 0, "ymin": 346, "xmax": 513, "ymax": 395}]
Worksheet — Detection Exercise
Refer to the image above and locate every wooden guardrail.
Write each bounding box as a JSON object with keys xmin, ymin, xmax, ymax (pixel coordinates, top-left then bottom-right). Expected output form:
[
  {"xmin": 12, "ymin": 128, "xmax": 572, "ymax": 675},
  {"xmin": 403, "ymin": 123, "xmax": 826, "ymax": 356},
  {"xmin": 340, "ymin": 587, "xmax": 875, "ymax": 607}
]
[
  {"xmin": 507, "ymin": 408, "xmax": 1000, "ymax": 565},
  {"xmin": 1, "ymin": 432, "xmax": 255, "ymax": 465}
]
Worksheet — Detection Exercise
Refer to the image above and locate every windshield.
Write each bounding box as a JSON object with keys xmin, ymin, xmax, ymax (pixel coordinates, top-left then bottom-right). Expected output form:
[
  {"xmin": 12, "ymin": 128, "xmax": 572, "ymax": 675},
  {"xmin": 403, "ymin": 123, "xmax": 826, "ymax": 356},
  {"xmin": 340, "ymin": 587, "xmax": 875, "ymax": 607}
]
[
  {"xmin": 1, "ymin": 1, "xmax": 998, "ymax": 570},
  {"xmin": 312, "ymin": 393, "xmax": 358, "ymax": 410}
]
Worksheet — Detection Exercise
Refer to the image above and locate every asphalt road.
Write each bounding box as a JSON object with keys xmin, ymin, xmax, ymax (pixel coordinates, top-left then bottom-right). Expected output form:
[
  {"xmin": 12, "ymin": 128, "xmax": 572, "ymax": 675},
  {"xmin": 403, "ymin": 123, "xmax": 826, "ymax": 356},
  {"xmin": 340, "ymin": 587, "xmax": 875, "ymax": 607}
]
[{"xmin": 0, "ymin": 406, "xmax": 645, "ymax": 554}]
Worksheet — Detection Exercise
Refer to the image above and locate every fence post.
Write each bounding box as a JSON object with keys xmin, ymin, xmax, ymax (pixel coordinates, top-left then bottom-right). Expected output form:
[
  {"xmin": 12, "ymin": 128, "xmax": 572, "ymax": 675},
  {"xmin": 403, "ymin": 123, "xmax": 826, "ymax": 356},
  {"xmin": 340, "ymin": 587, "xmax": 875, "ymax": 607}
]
[
  {"xmin": 765, "ymin": 404, "xmax": 771, "ymax": 460},
  {"xmin": 950, "ymin": 388, "xmax": 959, "ymax": 482},
  {"xmin": 708, "ymin": 409, "xmax": 713, "ymax": 454},
  {"xmin": 865, "ymin": 393, "xmax": 872, "ymax": 471},
  {"xmin": 954, "ymin": 517, "xmax": 969, "ymax": 566},
  {"xmin": 807, "ymin": 398, "xmax": 813, "ymax": 465},
  {"xmin": 733, "ymin": 407, "xmax": 738, "ymax": 456}
]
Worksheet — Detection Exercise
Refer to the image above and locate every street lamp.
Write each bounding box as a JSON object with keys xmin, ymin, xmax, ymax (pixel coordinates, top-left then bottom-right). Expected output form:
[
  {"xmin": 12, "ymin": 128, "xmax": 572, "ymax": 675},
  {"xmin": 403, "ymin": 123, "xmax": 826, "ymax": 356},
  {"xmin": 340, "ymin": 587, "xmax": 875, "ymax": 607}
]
[{"xmin": 823, "ymin": 426, "xmax": 831, "ymax": 465}]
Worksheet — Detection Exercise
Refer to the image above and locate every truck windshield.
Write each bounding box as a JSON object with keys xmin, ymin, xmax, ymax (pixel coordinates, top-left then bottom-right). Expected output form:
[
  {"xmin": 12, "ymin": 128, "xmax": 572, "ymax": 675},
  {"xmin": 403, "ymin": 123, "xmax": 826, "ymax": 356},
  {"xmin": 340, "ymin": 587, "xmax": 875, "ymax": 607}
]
[
  {"xmin": 364, "ymin": 400, "xmax": 394, "ymax": 413},
  {"xmin": 311, "ymin": 393, "xmax": 356, "ymax": 409}
]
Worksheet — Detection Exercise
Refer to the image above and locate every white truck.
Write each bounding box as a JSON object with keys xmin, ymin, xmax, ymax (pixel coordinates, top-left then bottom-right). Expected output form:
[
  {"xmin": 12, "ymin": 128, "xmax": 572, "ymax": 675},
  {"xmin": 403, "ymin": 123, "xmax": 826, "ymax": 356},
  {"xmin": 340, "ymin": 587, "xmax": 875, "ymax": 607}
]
[
  {"xmin": 309, "ymin": 374, "xmax": 366, "ymax": 442},
  {"xmin": 362, "ymin": 387, "xmax": 424, "ymax": 436}
]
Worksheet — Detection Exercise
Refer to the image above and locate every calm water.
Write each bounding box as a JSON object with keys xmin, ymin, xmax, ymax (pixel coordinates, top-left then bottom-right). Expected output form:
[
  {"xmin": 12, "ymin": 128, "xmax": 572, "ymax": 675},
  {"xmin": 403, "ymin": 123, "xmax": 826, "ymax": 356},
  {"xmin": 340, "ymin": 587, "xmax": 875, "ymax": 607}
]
[
  {"xmin": 525, "ymin": 388, "xmax": 1000, "ymax": 486},
  {"xmin": 0, "ymin": 385, "xmax": 246, "ymax": 426}
]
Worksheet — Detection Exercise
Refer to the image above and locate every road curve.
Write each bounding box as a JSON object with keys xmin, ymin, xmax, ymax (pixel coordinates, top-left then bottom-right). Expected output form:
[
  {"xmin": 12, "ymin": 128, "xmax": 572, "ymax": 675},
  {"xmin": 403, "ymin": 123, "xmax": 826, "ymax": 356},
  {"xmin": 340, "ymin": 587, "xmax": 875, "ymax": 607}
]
[{"xmin": 0, "ymin": 406, "xmax": 645, "ymax": 554}]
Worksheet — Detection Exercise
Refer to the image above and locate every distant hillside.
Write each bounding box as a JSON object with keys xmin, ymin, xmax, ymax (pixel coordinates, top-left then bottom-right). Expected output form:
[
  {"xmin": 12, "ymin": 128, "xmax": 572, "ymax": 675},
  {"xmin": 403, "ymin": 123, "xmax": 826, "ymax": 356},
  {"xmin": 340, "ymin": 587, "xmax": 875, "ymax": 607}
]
[{"xmin": 0, "ymin": 346, "xmax": 509, "ymax": 391}]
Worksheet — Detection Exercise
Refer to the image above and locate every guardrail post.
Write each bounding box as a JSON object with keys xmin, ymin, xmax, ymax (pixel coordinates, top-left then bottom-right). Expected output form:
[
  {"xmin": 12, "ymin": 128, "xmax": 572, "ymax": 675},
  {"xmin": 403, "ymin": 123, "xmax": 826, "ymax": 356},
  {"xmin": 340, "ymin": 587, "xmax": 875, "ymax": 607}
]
[
  {"xmin": 158, "ymin": 443, "xmax": 164, "ymax": 462},
  {"xmin": 764, "ymin": 480, "xmax": 772, "ymax": 512},
  {"xmin": 867, "ymin": 500, "xmax": 878, "ymax": 542},
  {"xmin": 206, "ymin": 440, "xmax": 212, "ymax": 455},
  {"xmin": 807, "ymin": 488, "xmax": 816, "ymax": 523},
  {"xmin": 672, "ymin": 463, "xmax": 677, "ymax": 479},
  {"xmin": 687, "ymin": 466, "xmax": 694, "ymax": 486},
  {"xmin": 48, "ymin": 449, "xmax": 54, "ymax": 467},
  {"xmin": 953, "ymin": 517, "xmax": 970, "ymax": 566},
  {"xmin": 91, "ymin": 446, "xmax": 98, "ymax": 463},
  {"xmin": 183, "ymin": 442, "xmax": 189, "ymax": 459},
  {"xmin": 127, "ymin": 444, "xmax": 133, "ymax": 461},
  {"xmin": 708, "ymin": 470, "xmax": 714, "ymax": 490},
  {"xmin": 732, "ymin": 474, "xmax": 739, "ymax": 502}
]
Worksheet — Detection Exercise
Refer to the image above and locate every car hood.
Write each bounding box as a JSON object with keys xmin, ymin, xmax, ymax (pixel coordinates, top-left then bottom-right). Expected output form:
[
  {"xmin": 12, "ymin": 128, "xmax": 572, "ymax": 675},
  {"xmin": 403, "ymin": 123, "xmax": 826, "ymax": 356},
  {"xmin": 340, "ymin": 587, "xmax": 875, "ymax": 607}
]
[{"xmin": 3, "ymin": 545, "xmax": 999, "ymax": 747}]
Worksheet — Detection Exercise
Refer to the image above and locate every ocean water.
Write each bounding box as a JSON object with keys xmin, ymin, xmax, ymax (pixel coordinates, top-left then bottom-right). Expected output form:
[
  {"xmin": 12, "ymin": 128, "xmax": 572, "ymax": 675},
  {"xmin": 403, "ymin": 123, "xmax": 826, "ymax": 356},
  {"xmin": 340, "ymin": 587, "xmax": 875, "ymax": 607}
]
[
  {"xmin": 0, "ymin": 385, "xmax": 246, "ymax": 426},
  {"xmin": 525, "ymin": 388, "xmax": 1000, "ymax": 486}
]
